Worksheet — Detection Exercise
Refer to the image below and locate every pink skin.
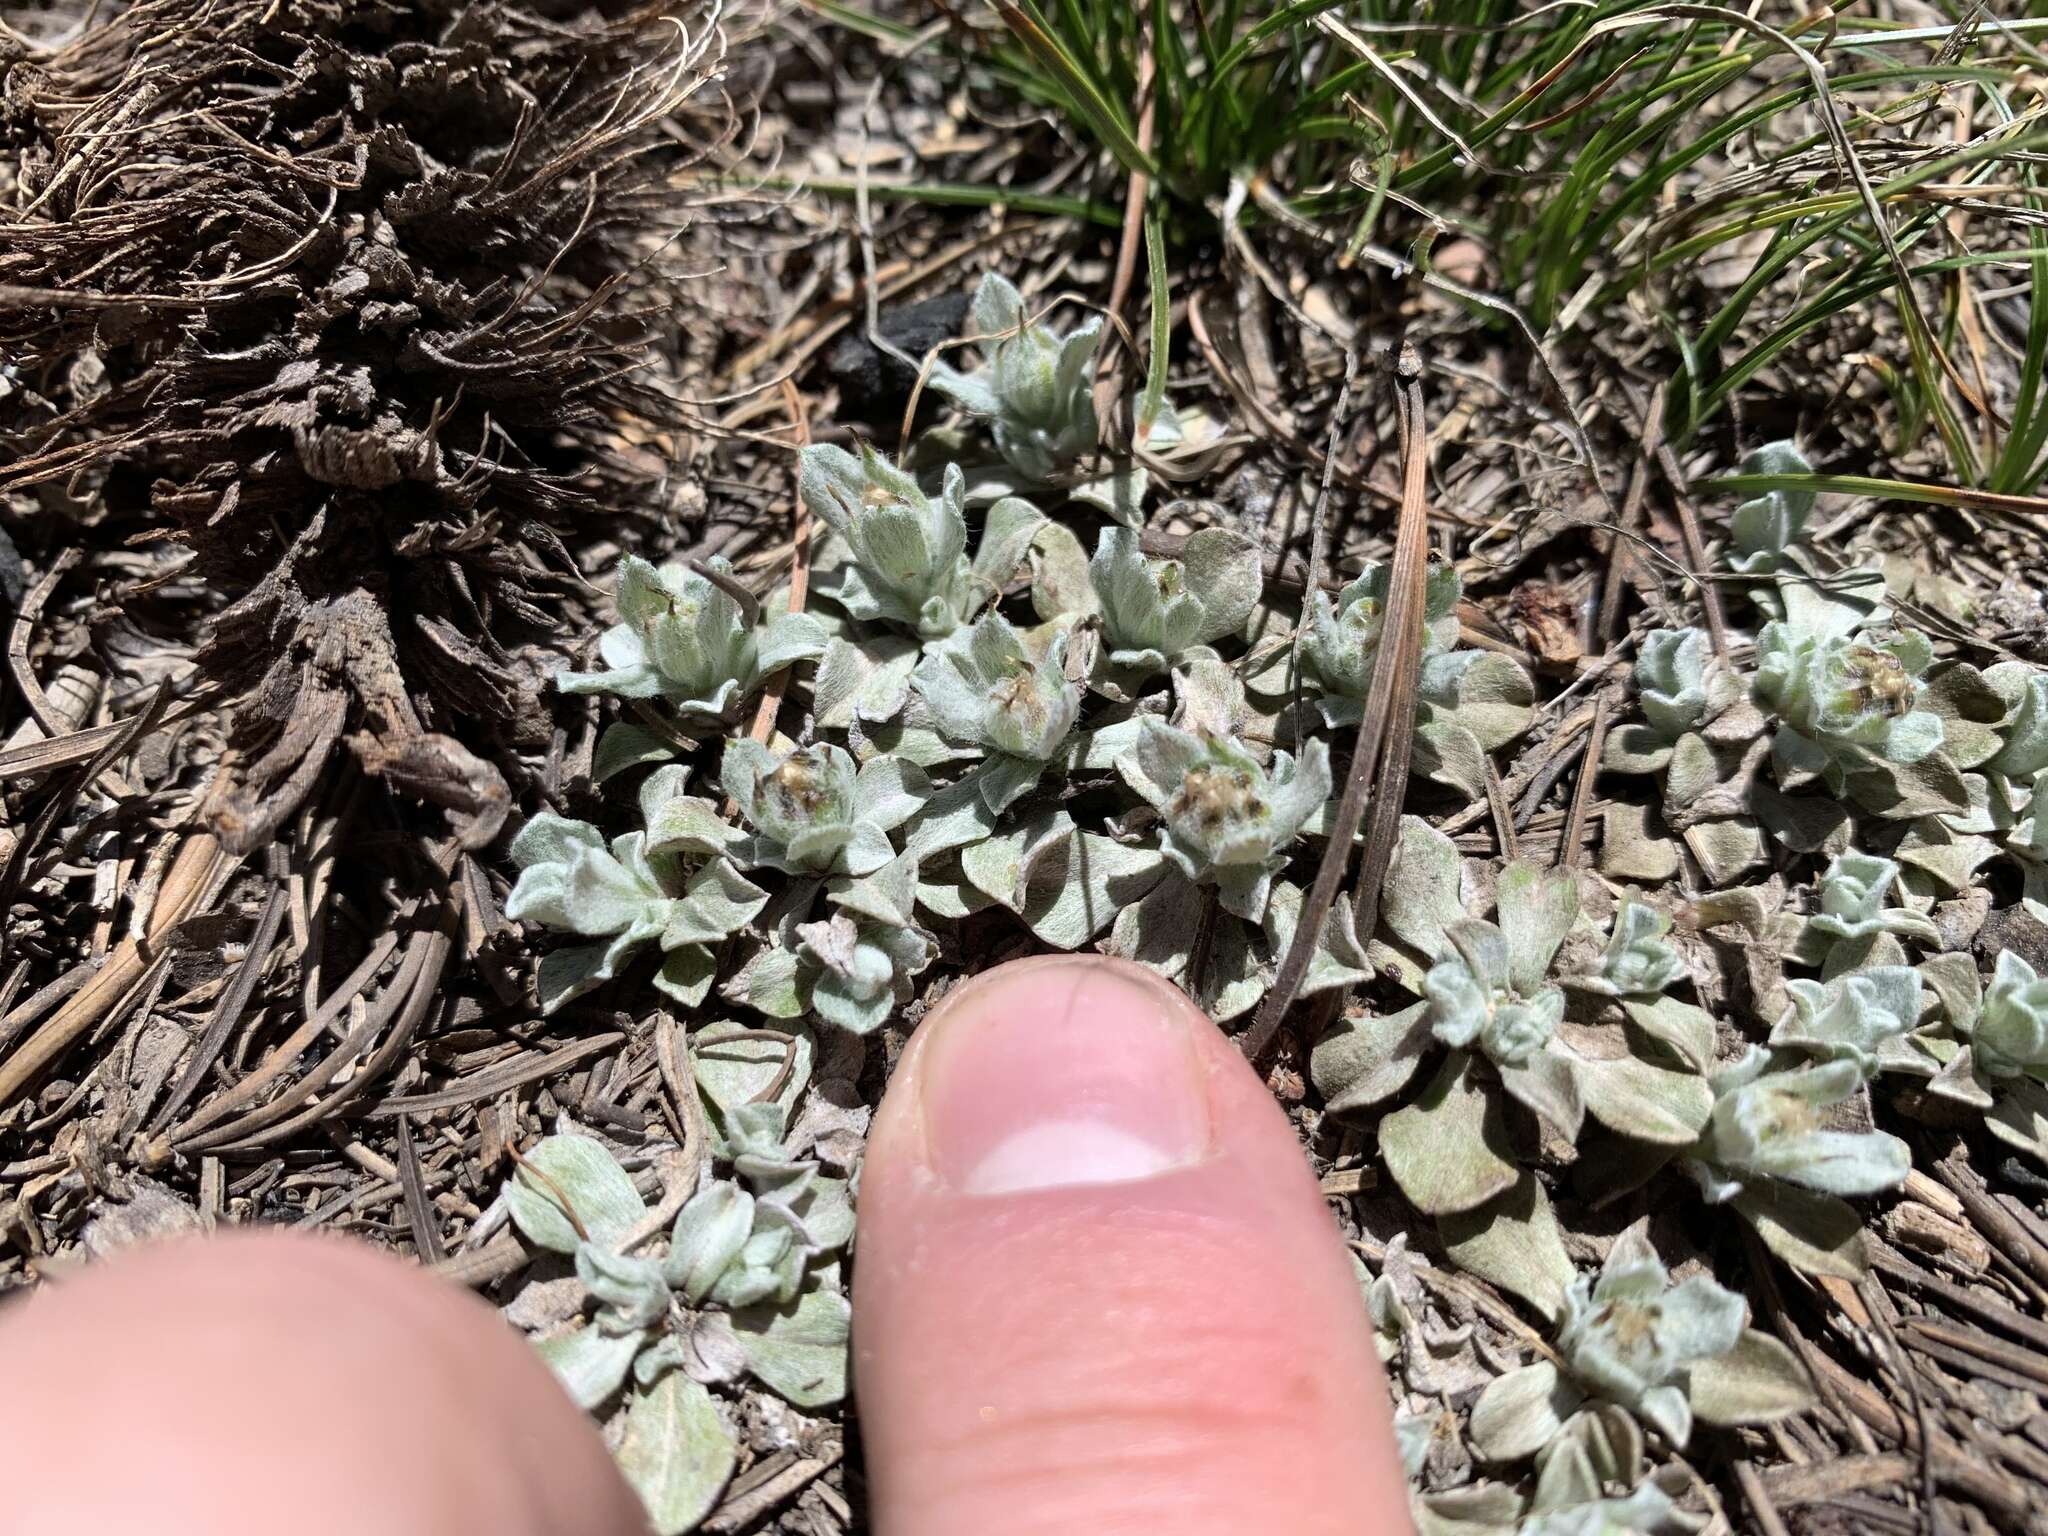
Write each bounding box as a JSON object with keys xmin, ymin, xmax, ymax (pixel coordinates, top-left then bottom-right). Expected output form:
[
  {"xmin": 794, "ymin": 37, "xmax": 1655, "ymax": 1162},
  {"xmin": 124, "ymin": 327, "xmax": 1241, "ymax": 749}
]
[
  {"xmin": 856, "ymin": 956, "xmax": 1410, "ymax": 1535},
  {"xmin": 0, "ymin": 1228, "xmax": 647, "ymax": 1536},
  {"xmin": 0, "ymin": 957, "xmax": 1409, "ymax": 1535}
]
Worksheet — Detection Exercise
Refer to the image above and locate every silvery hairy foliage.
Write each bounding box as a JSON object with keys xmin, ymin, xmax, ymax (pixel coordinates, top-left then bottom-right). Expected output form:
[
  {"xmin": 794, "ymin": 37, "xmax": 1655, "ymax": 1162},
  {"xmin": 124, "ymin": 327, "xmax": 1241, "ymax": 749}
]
[
  {"xmin": 1860, "ymin": 652, "xmax": 2048, "ymax": 845},
  {"xmin": 1021, "ymin": 523, "xmax": 1262, "ymax": 701},
  {"xmin": 1426, "ymin": 918, "xmax": 1566, "ymax": 1069},
  {"xmin": 1577, "ymin": 898, "xmax": 1685, "ymax": 999},
  {"xmin": 556, "ymin": 555, "xmax": 825, "ymax": 717},
  {"xmin": 1918, "ymin": 950, "xmax": 2048, "ymax": 1167},
  {"xmin": 1684, "ymin": 1046, "xmax": 1910, "ymax": 1277},
  {"xmin": 1417, "ymin": 1469, "xmax": 1703, "ymax": 1536},
  {"xmin": 721, "ymin": 739, "xmax": 927, "ymax": 877},
  {"xmin": 1751, "ymin": 573, "xmax": 1947, "ymax": 807},
  {"xmin": 1770, "ymin": 966, "xmax": 1925, "ymax": 1081},
  {"xmin": 1725, "ymin": 440, "xmax": 1816, "ymax": 577},
  {"xmin": 1301, "ymin": 559, "xmax": 1462, "ymax": 725},
  {"xmin": 721, "ymin": 852, "xmax": 937, "ymax": 1035},
  {"xmin": 1596, "ymin": 625, "xmax": 1772, "ymax": 890},
  {"xmin": 1971, "ymin": 950, "xmax": 2048, "ymax": 1083},
  {"xmin": 2009, "ymin": 767, "xmax": 2048, "ymax": 922},
  {"xmin": 797, "ymin": 442, "xmax": 1044, "ymax": 640},
  {"xmin": 498, "ymin": 1118, "xmax": 853, "ymax": 1533},
  {"xmin": 505, "ymin": 770, "xmax": 769, "ymax": 1013},
  {"xmin": 1603, "ymin": 628, "xmax": 1742, "ymax": 775},
  {"xmin": 1127, "ymin": 720, "xmax": 1329, "ymax": 922},
  {"xmin": 1085, "ymin": 525, "xmax": 1262, "ymax": 673},
  {"xmin": 1514, "ymin": 1478, "xmax": 1703, "ymax": 1536},
  {"xmin": 1316, "ymin": 830, "xmax": 1713, "ymax": 1269},
  {"xmin": 1797, "ymin": 850, "xmax": 1940, "ymax": 969},
  {"xmin": 1689, "ymin": 1049, "xmax": 1911, "ymax": 1201},
  {"xmin": 1466, "ymin": 1223, "xmax": 1810, "ymax": 1471},
  {"xmin": 1296, "ymin": 559, "xmax": 1533, "ymax": 796},
  {"xmin": 1986, "ymin": 673, "xmax": 2048, "ymax": 819},
  {"xmin": 928, "ymin": 271, "xmax": 1103, "ymax": 483},
  {"xmin": 911, "ymin": 612, "xmax": 1082, "ymax": 813},
  {"xmin": 1474, "ymin": 1220, "xmax": 1810, "ymax": 1482}
]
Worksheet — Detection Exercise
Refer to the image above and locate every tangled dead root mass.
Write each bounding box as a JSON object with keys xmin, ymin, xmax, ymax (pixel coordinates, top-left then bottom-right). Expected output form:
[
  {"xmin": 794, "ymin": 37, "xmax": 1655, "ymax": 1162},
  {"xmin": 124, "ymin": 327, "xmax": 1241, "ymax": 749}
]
[{"xmin": 0, "ymin": 0, "xmax": 725, "ymax": 851}]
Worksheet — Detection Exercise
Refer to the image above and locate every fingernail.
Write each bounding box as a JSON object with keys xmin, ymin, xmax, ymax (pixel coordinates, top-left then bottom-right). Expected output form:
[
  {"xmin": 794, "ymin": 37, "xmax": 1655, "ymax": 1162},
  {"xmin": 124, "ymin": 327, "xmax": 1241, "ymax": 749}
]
[{"xmin": 915, "ymin": 957, "xmax": 1213, "ymax": 1195}]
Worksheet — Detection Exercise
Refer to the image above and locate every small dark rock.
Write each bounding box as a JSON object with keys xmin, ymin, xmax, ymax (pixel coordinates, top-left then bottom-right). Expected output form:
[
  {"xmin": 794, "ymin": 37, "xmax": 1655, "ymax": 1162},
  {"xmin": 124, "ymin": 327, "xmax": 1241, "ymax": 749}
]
[
  {"xmin": 1976, "ymin": 902, "xmax": 2048, "ymax": 978},
  {"xmin": 825, "ymin": 292, "xmax": 972, "ymax": 424}
]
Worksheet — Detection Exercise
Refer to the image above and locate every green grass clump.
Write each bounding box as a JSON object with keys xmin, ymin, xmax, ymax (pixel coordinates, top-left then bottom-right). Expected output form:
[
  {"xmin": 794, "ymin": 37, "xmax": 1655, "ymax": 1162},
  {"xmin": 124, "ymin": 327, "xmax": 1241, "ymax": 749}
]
[{"xmin": 805, "ymin": 1, "xmax": 2048, "ymax": 494}]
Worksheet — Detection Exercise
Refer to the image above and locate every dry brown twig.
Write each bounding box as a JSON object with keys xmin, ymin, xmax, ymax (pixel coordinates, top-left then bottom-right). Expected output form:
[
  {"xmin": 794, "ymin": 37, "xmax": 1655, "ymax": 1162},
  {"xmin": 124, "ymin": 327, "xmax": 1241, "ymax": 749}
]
[{"xmin": 1243, "ymin": 344, "xmax": 1432, "ymax": 1061}]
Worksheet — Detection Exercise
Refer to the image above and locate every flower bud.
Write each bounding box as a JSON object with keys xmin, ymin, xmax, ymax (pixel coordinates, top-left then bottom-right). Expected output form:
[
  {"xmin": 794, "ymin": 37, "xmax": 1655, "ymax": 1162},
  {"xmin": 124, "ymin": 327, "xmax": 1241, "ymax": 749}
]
[{"xmin": 1132, "ymin": 722, "xmax": 1331, "ymax": 920}]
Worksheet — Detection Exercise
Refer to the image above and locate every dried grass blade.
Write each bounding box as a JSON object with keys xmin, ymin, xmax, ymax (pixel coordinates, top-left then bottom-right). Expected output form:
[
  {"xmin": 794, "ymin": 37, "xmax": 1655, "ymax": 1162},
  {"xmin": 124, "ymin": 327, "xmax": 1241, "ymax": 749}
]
[
  {"xmin": 1348, "ymin": 359, "xmax": 1433, "ymax": 947},
  {"xmin": 0, "ymin": 826, "xmax": 227, "ymax": 1108},
  {"xmin": 146, "ymin": 845, "xmax": 290, "ymax": 1135},
  {"xmin": 1244, "ymin": 347, "xmax": 1431, "ymax": 1060},
  {"xmin": 396, "ymin": 1113, "xmax": 444, "ymax": 1264},
  {"xmin": 367, "ymin": 1030, "xmax": 627, "ymax": 1118}
]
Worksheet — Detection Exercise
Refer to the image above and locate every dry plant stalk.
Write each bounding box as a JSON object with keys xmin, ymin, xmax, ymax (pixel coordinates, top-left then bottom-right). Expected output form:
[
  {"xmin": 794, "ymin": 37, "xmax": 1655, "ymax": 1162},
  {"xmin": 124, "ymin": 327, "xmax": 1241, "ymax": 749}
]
[
  {"xmin": 0, "ymin": 831, "xmax": 230, "ymax": 1108},
  {"xmin": 1244, "ymin": 345, "xmax": 1432, "ymax": 1060}
]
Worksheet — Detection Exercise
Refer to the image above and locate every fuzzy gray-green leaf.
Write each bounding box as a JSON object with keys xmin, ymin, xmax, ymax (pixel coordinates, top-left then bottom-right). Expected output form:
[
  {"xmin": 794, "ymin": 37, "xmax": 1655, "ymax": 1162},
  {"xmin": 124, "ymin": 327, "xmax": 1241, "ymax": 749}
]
[
  {"xmin": 615, "ymin": 1373, "xmax": 738, "ymax": 1536},
  {"xmin": 1379, "ymin": 1053, "xmax": 1520, "ymax": 1216},
  {"xmin": 507, "ymin": 1134, "xmax": 648, "ymax": 1254}
]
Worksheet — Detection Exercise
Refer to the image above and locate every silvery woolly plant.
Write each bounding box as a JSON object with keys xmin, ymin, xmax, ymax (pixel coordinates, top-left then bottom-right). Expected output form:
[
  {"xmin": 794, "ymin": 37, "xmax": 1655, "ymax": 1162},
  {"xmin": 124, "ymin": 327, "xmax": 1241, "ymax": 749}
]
[
  {"xmin": 1725, "ymin": 440, "xmax": 1816, "ymax": 578},
  {"xmin": 721, "ymin": 739, "xmax": 927, "ymax": 877},
  {"xmin": 1681, "ymin": 1047, "xmax": 1911, "ymax": 1278},
  {"xmin": 1792, "ymin": 850, "xmax": 1940, "ymax": 973},
  {"xmin": 498, "ymin": 1122, "xmax": 852, "ymax": 1534},
  {"xmin": 1466, "ymin": 1222, "xmax": 1811, "ymax": 1471},
  {"xmin": 1127, "ymin": 719, "xmax": 1329, "ymax": 922},
  {"xmin": 1297, "ymin": 559, "xmax": 1534, "ymax": 797},
  {"xmin": 1415, "ymin": 1470, "xmax": 1702, "ymax": 1536},
  {"xmin": 1300, "ymin": 559, "xmax": 1461, "ymax": 725},
  {"xmin": 505, "ymin": 770, "xmax": 770, "ymax": 1013},
  {"xmin": 1577, "ymin": 898, "xmax": 1687, "ymax": 1000},
  {"xmin": 1595, "ymin": 622, "xmax": 1776, "ymax": 889},
  {"xmin": 1917, "ymin": 950, "xmax": 2048, "ymax": 1166},
  {"xmin": 1315, "ymin": 825, "xmax": 1714, "ymax": 1243},
  {"xmin": 2008, "ymin": 767, "xmax": 2048, "ymax": 921},
  {"xmin": 911, "ymin": 612, "xmax": 1082, "ymax": 814},
  {"xmin": 797, "ymin": 442, "xmax": 1044, "ymax": 641},
  {"xmin": 928, "ymin": 271, "xmax": 1103, "ymax": 485},
  {"xmin": 1983, "ymin": 672, "xmax": 2048, "ymax": 822},
  {"xmin": 1023, "ymin": 523, "xmax": 1262, "ymax": 677},
  {"xmin": 557, "ymin": 554, "xmax": 825, "ymax": 719},
  {"xmin": 722, "ymin": 852, "xmax": 936, "ymax": 1035},
  {"xmin": 1770, "ymin": 967, "xmax": 1926, "ymax": 1081},
  {"xmin": 1750, "ymin": 574, "xmax": 1952, "ymax": 814},
  {"xmin": 1604, "ymin": 628, "xmax": 1742, "ymax": 773},
  {"xmin": 1842, "ymin": 646, "xmax": 2048, "ymax": 848}
]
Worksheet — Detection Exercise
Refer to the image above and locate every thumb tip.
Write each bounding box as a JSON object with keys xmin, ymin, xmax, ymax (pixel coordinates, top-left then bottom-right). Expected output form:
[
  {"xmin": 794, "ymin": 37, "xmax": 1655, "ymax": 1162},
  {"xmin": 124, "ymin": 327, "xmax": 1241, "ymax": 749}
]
[{"xmin": 854, "ymin": 955, "xmax": 1409, "ymax": 1536}]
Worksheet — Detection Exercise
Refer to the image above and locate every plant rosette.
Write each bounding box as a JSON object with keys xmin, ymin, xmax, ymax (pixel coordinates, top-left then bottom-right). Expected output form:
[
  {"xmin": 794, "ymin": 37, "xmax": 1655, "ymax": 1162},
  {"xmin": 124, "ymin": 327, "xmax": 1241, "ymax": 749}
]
[
  {"xmin": 1917, "ymin": 950, "xmax": 2048, "ymax": 1166},
  {"xmin": 1465, "ymin": 1222, "xmax": 1812, "ymax": 1473},
  {"xmin": 499, "ymin": 1126, "xmax": 853, "ymax": 1534},
  {"xmin": 504, "ymin": 773, "xmax": 771, "ymax": 1014},
  {"xmin": 556, "ymin": 554, "xmax": 826, "ymax": 722},
  {"xmin": 797, "ymin": 441, "xmax": 1044, "ymax": 642},
  {"xmin": 1280, "ymin": 559, "xmax": 1534, "ymax": 798}
]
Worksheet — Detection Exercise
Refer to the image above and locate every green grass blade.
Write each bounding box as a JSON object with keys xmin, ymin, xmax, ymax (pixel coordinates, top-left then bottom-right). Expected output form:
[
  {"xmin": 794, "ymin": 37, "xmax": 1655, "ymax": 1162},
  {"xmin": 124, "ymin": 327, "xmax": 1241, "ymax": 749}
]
[
  {"xmin": 994, "ymin": 0, "xmax": 1159, "ymax": 180},
  {"xmin": 1138, "ymin": 209, "xmax": 1170, "ymax": 438}
]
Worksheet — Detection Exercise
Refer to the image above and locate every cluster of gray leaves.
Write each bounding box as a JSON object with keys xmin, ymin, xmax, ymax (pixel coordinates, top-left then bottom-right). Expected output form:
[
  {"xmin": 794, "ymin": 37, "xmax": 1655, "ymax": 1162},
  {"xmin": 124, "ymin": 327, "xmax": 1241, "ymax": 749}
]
[
  {"xmin": 497, "ymin": 1033, "xmax": 850, "ymax": 1533},
  {"xmin": 498, "ymin": 269, "xmax": 1542, "ymax": 1531}
]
